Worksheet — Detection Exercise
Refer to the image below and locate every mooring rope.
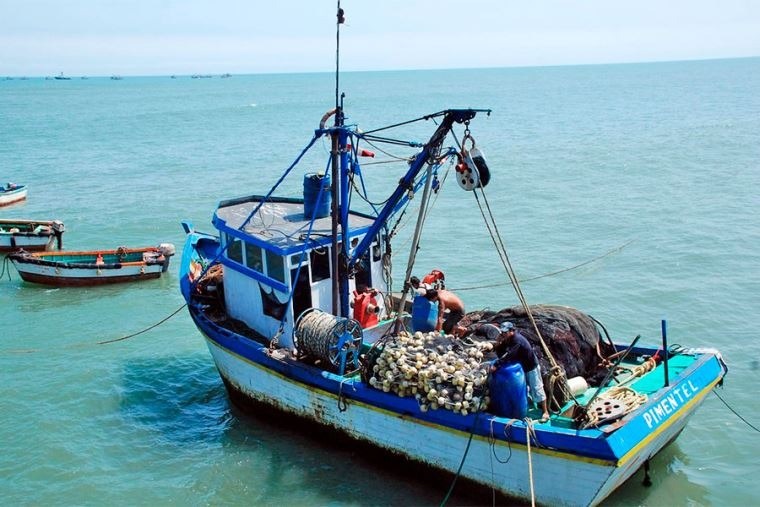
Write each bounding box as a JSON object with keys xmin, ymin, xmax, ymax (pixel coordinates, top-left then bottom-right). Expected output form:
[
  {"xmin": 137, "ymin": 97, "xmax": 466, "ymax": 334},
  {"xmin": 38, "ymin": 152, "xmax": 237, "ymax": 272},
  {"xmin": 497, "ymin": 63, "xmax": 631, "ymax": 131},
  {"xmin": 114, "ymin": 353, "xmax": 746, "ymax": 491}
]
[
  {"xmin": 97, "ymin": 303, "xmax": 187, "ymax": 345},
  {"xmin": 440, "ymin": 410, "xmax": 482, "ymax": 507},
  {"xmin": 2, "ymin": 303, "xmax": 187, "ymax": 354},
  {"xmin": 713, "ymin": 389, "xmax": 760, "ymax": 433}
]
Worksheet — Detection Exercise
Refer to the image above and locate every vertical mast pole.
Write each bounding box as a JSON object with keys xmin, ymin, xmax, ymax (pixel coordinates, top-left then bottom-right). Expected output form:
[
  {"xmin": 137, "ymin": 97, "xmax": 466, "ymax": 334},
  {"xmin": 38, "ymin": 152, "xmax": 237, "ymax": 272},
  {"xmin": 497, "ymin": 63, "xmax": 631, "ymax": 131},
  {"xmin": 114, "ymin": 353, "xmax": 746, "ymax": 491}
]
[{"xmin": 330, "ymin": 1, "xmax": 344, "ymax": 315}]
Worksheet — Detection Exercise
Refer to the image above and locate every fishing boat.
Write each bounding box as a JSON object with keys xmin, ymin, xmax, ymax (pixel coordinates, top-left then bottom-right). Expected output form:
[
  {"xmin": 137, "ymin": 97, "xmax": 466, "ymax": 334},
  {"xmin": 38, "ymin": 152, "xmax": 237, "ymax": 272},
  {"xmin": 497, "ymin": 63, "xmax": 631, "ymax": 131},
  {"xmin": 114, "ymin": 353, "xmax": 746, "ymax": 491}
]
[
  {"xmin": 9, "ymin": 244, "xmax": 175, "ymax": 286},
  {"xmin": 0, "ymin": 219, "xmax": 65, "ymax": 252},
  {"xmin": 0, "ymin": 183, "xmax": 28, "ymax": 207},
  {"xmin": 177, "ymin": 8, "xmax": 727, "ymax": 507}
]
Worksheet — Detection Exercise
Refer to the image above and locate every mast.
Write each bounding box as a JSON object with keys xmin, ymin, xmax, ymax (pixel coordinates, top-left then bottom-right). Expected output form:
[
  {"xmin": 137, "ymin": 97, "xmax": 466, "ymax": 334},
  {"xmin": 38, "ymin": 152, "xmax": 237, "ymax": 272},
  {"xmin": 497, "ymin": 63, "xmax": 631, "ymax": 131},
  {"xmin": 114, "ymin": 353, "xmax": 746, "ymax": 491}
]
[{"xmin": 330, "ymin": 1, "xmax": 346, "ymax": 315}]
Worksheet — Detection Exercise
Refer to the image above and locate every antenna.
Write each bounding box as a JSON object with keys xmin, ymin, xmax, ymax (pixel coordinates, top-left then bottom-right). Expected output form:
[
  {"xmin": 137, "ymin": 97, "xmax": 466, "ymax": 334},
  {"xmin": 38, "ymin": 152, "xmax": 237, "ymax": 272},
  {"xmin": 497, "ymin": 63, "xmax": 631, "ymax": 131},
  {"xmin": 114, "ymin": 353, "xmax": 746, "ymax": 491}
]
[{"xmin": 335, "ymin": 1, "xmax": 345, "ymax": 126}]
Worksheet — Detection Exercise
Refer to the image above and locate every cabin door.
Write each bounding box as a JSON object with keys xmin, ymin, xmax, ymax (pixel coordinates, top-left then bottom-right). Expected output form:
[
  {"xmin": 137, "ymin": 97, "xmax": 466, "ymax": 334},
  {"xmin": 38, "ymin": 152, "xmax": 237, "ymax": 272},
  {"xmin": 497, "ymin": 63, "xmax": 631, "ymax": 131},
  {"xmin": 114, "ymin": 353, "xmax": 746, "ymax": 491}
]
[{"xmin": 291, "ymin": 267, "xmax": 312, "ymax": 320}]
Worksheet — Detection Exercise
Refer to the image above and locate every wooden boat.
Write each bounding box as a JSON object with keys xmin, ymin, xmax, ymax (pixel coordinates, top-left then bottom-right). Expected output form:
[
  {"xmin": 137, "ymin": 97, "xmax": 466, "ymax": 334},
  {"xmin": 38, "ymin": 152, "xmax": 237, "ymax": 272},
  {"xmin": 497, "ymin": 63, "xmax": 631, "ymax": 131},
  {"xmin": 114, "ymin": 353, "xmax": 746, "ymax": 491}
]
[
  {"xmin": 0, "ymin": 219, "xmax": 65, "ymax": 252},
  {"xmin": 176, "ymin": 8, "xmax": 727, "ymax": 507},
  {"xmin": 9, "ymin": 244, "xmax": 175, "ymax": 286},
  {"xmin": 0, "ymin": 183, "xmax": 28, "ymax": 207}
]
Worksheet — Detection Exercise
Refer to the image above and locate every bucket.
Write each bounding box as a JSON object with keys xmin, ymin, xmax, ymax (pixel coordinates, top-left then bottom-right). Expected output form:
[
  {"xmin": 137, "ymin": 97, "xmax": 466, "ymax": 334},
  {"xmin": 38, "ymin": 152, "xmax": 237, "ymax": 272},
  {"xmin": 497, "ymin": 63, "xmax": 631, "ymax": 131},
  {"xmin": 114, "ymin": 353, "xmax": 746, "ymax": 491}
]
[
  {"xmin": 489, "ymin": 362, "xmax": 528, "ymax": 419},
  {"xmin": 411, "ymin": 296, "xmax": 437, "ymax": 332},
  {"xmin": 303, "ymin": 173, "xmax": 331, "ymax": 219}
]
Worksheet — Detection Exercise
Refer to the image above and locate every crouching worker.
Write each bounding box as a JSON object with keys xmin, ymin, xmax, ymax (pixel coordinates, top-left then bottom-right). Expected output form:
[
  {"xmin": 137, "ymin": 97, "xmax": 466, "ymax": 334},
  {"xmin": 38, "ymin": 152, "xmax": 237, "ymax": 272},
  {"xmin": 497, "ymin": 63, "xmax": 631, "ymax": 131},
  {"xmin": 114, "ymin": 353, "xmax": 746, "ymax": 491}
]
[
  {"xmin": 490, "ymin": 321, "xmax": 550, "ymax": 422},
  {"xmin": 409, "ymin": 275, "xmax": 465, "ymax": 334}
]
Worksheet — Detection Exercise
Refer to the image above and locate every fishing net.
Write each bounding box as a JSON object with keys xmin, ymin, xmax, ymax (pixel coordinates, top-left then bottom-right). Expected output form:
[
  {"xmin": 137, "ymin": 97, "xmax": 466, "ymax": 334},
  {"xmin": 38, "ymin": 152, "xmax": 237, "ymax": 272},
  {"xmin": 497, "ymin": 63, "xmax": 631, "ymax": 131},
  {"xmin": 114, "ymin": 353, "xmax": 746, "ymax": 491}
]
[{"xmin": 458, "ymin": 305, "xmax": 614, "ymax": 386}]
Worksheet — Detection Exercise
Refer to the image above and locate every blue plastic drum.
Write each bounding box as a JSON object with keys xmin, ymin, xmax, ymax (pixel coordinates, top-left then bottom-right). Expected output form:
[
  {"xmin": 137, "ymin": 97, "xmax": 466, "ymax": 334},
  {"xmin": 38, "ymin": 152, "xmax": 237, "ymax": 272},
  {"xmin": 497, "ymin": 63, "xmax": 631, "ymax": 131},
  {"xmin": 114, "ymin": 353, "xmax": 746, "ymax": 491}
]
[
  {"xmin": 489, "ymin": 362, "xmax": 528, "ymax": 419},
  {"xmin": 411, "ymin": 296, "xmax": 437, "ymax": 332},
  {"xmin": 303, "ymin": 173, "xmax": 331, "ymax": 219}
]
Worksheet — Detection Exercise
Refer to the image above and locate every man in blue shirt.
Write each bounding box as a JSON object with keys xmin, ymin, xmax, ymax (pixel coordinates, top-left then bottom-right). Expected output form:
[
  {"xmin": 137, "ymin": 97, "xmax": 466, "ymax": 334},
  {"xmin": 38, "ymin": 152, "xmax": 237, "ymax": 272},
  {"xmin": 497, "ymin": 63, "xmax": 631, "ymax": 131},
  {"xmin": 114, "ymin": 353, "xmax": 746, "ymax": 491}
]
[{"xmin": 490, "ymin": 321, "xmax": 550, "ymax": 422}]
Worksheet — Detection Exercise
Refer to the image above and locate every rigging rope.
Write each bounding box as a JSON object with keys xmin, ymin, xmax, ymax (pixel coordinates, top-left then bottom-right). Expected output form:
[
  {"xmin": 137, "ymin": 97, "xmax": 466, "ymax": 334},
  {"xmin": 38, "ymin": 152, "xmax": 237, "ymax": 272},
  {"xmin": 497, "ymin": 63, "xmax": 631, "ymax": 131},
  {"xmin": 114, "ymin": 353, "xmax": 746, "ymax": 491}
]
[
  {"xmin": 449, "ymin": 239, "xmax": 635, "ymax": 291},
  {"xmin": 471, "ymin": 187, "xmax": 560, "ymax": 372}
]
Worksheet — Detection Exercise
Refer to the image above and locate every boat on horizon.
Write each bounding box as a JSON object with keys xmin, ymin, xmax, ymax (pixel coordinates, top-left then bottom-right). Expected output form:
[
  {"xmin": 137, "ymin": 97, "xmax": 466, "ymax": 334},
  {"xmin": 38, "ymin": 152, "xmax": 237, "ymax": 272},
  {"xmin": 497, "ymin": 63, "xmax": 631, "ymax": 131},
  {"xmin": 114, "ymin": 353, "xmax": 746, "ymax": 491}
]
[
  {"xmin": 9, "ymin": 244, "xmax": 175, "ymax": 286},
  {"xmin": 0, "ymin": 183, "xmax": 28, "ymax": 207},
  {"xmin": 0, "ymin": 219, "xmax": 65, "ymax": 253},
  {"xmin": 176, "ymin": 8, "xmax": 727, "ymax": 507},
  {"xmin": 53, "ymin": 72, "xmax": 71, "ymax": 80}
]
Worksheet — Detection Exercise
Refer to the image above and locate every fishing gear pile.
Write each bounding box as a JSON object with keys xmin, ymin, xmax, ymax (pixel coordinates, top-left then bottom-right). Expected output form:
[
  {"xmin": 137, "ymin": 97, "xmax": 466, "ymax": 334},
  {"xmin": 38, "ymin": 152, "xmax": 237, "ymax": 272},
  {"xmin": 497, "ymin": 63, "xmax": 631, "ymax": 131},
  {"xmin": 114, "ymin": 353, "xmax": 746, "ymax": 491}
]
[{"xmin": 364, "ymin": 331, "xmax": 496, "ymax": 414}]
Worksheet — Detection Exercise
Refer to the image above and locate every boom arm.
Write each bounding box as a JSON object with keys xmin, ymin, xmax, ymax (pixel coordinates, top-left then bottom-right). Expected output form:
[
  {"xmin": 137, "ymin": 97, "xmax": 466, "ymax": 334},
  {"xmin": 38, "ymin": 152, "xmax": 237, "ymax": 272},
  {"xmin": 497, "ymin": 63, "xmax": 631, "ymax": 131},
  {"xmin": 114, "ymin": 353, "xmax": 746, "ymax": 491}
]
[{"xmin": 347, "ymin": 109, "xmax": 485, "ymax": 268}]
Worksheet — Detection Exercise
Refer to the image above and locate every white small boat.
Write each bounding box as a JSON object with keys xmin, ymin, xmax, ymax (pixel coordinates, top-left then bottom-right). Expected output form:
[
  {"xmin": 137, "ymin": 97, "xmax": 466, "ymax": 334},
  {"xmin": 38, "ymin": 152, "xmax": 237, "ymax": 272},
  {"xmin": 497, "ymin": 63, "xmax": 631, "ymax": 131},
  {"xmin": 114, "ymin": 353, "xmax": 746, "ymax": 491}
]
[
  {"xmin": 0, "ymin": 183, "xmax": 28, "ymax": 207},
  {"xmin": 0, "ymin": 219, "xmax": 65, "ymax": 252},
  {"xmin": 9, "ymin": 244, "xmax": 175, "ymax": 286}
]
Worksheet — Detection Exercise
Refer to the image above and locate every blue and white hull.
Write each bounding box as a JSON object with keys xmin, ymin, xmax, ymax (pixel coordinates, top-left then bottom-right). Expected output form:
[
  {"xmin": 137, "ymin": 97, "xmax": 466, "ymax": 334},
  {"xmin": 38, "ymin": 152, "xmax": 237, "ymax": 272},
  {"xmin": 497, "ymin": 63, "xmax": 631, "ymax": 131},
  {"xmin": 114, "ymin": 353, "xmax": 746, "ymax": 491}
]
[{"xmin": 185, "ymin": 291, "xmax": 725, "ymax": 507}]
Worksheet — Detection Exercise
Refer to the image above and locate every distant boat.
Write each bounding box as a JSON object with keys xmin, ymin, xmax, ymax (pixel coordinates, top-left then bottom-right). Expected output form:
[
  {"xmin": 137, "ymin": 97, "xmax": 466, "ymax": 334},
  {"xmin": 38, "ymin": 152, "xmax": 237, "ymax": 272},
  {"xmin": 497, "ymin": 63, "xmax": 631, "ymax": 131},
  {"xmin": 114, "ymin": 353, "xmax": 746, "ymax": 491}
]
[
  {"xmin": 110, "ymin": 75, "xmax": 123, "ymax": 80},
  {"xmin": 220, "ymin": 73, "xmax": 231, "ymax": 78},
  {"xmin": 54, "ymin": 72, "xmax": 71, "ymax": 80},
  {"xmin": 9, "ymin": 244, "xmax": 175, "ymax": 286},
  {"xmin": 0, "ymin": 183, "xmax": 27, "ymax": 207},
  {"xmin": 0, "ymin": 219, "xmax": 65, "ymax": 253}
]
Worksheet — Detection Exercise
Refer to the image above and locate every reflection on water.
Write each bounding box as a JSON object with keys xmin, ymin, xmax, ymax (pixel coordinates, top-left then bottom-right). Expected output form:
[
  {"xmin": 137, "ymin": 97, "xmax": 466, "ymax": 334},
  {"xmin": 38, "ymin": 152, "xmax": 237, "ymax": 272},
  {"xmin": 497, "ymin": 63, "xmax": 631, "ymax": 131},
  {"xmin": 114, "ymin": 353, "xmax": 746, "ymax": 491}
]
[
  {"xmin": 119, "ymin": 354, "xmax": 519, "ymax": 506},
  {"xmin": 605, "ymin": 441, "xmax": 710, "ymax": 506}
]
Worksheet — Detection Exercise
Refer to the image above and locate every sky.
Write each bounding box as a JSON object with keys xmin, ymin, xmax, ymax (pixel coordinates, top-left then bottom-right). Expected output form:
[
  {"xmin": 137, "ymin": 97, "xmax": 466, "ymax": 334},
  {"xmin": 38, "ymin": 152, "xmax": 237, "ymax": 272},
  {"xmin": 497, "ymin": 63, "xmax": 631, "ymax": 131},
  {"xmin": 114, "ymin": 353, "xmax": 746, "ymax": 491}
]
[{"xmin": 1, "ymin": 0, "xmax": 759, "ymax": 76}]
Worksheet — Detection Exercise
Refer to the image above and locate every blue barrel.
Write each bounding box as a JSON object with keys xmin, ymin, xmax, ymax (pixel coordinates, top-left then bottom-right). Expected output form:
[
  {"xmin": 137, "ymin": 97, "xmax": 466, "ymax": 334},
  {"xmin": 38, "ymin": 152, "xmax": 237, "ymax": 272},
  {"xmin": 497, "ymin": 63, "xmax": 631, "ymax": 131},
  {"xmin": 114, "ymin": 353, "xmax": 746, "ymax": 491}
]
[
  {"xmin": 304, "ymin": 173, "xmax": 331, "ymax": 219},
  {"xmin": 411, "ymin": 296, "xmax": 437, "ymax": 332},
  {"xmin": 489, "ymin": 362, "xmax": 528, "ymax": 419}
]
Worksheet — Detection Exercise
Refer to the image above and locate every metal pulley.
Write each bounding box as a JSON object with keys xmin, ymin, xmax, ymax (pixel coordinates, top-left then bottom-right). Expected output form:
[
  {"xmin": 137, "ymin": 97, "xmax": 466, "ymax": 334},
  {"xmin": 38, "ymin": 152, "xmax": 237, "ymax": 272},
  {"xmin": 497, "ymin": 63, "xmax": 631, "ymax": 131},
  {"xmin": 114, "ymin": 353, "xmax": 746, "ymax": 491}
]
[{"xmin": 456, "ymin": 133, "xmax": 491, "ymax": 191}]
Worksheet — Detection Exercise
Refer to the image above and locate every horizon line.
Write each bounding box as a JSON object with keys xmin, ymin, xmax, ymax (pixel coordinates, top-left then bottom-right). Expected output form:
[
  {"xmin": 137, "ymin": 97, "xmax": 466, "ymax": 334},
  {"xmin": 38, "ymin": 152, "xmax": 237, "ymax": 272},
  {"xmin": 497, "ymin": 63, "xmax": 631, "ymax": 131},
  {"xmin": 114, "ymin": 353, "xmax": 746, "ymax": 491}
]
[{"xmin": 2, "ymin": 54, "xmax": 758, "ymax": 80}]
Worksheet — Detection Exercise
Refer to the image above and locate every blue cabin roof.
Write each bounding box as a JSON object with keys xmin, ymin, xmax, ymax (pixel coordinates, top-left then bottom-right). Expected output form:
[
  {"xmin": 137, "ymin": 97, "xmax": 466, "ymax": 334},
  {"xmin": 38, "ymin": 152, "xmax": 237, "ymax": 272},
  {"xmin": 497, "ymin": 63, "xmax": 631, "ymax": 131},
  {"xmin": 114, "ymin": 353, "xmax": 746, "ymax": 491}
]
[{"xmin": 213, "ymin": 196, "xmax": 377, "ymax": 256}]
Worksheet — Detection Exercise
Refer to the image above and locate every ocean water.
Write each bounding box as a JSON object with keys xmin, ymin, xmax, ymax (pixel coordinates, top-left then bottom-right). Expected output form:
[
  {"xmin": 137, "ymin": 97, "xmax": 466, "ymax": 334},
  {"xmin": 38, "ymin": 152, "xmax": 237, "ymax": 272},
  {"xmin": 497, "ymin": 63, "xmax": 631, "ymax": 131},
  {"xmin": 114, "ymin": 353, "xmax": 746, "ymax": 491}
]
[{"xmin": 1, "ymin": 58, "xmax": 759, "ymax": 506}]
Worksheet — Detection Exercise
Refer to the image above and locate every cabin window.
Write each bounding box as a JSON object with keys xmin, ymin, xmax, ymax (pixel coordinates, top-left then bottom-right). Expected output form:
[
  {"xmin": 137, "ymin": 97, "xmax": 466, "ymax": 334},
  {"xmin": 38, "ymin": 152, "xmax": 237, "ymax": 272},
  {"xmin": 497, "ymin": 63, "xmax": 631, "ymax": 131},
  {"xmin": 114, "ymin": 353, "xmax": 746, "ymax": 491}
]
[
  {"xmin": 245, "ymin": 243, "xmax": 263, "ymax": 272},
  {"xmin": 372, "ymin": 243, "xmax": 381, "ymax": 262},
  {"xmin": 290, "ymin": 253, "xmax": 306, "ymax": 267},
  {"xmin": 226, "ymin": 234, "xmax": 243, "ymax": 264},
  {"xmin": 310, "ymin": 248, "xmax": 330, "ymax": 282},
  {"xmin": 265, "ymin": 250, "xmax": 285, "ymax": 284}
]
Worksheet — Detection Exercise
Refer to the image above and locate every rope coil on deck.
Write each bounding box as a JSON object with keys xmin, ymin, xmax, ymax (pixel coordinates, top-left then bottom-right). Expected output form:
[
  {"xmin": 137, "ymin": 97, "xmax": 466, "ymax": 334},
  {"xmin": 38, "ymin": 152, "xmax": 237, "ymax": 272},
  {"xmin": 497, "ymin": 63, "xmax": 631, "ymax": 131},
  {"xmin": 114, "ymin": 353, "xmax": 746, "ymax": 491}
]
[{"xmin": 294, "ymin": 308, "xmax": 363, "ymax": 372}]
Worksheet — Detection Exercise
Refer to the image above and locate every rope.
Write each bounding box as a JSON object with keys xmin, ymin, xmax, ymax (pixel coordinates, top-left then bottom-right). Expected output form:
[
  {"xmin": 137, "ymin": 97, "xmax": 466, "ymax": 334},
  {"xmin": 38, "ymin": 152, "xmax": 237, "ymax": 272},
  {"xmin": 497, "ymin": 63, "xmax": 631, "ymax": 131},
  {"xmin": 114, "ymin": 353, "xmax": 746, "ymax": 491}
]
[
  {"xmin": 3, "ymin": 303, "xmax": 188, "ymax": 354},
  {"xmin": 97, "ymin": 303, "xmax": 187, "ymax": 344},
  {"xmin": 473, "ymin": 187, "xmax": 557, "ymax": 371},
  {"xmin": 449, "ymin": 239, "xmax": 635, "ymax": 291},
  {"xmin": 713, "ymin": 389, "xmax": 760, "ymax": 433},
  {"xmin": 189, "ymin": 133, "xmax": 320, "ymax": 294},
  {"xmin": 524, "ymin": 418, "xmax": 537, "ymax": 507},
  {"xmin": 440, "ymin": 411, "xmax": 482, "ymax": 507}
]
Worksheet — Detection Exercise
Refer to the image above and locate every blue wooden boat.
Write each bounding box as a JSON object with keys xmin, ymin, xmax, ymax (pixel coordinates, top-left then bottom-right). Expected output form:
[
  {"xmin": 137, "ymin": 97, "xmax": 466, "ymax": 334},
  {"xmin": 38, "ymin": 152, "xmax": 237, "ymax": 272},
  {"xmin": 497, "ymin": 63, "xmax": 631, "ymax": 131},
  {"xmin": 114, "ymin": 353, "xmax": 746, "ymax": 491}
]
[
  {"xmin": 0, "ymin": 183, "xmax": 27, "ymax": 207},
  {"xmin": 177, "ymin": 8, "xmax": 727, "ymax": 506}
]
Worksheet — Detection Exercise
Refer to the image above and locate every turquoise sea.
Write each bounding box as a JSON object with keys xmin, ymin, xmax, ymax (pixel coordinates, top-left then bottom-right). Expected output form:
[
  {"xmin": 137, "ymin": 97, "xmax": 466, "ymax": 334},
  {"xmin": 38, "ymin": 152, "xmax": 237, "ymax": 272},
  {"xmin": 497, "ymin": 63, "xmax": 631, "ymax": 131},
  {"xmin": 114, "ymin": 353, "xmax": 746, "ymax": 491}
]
[{"xmin": 1, "ymin": 58, "xmax": 759, "ymax": 506}]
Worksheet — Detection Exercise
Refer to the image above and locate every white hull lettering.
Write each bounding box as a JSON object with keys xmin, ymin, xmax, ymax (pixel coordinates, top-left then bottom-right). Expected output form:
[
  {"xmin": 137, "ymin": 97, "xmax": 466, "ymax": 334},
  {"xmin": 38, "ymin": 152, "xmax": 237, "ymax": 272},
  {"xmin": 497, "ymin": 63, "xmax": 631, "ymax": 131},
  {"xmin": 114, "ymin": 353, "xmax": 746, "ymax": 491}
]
[{"xmin": 643, "ymin": 379, "xmax": 702, "ymax": 429}]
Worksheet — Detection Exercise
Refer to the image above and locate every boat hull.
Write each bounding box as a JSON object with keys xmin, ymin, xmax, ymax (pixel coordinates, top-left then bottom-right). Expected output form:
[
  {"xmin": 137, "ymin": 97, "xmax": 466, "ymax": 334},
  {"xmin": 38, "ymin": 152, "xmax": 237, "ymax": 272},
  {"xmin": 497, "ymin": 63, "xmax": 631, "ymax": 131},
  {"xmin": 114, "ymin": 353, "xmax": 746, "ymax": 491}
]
[
  {"xmin": 0, "ymin": 220, "xmax": 64, "ymax": 252},
  {"xmin": 9, "ymin": 246, "xmax": 172, "ymax": 286},
  {"xmin": 0, "ymin": 187, "xmax": 28, "ymax": 207},
  {"xmin": 0, "ymin": 234, "xmax": 56, "ymax": 252},
  {"xmin": 189, "ymin": 305, "xmax": 724, "ymax": 507},
  {"xmin": 12, "ymin": 266, "xmax": 162, "ymax": 286}
]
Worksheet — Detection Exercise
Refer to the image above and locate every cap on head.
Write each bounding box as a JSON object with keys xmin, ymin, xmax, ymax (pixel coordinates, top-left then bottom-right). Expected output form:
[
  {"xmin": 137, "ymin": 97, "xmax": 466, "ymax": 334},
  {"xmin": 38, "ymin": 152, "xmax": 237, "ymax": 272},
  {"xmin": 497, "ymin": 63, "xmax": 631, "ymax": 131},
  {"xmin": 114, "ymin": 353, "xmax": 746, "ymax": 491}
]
[{"xmin": 499, "ymin": 321, "xmax": 515, "ymax": 332}]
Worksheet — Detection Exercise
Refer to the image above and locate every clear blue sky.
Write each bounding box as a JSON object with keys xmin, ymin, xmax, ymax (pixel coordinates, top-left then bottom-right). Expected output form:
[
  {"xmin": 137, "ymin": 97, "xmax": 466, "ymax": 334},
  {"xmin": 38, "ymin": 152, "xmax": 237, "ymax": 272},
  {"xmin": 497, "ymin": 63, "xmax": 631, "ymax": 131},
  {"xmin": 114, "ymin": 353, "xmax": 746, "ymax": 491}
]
[{"xmin": 1, "ymin": 0, "xmax": 759, "ymax": 76}]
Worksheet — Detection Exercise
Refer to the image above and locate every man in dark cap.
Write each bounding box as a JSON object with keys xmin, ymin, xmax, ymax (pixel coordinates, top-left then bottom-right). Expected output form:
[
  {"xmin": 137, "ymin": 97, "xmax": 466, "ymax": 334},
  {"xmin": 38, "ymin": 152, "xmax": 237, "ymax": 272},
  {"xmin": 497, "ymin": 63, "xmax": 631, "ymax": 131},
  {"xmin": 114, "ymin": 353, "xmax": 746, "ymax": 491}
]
[{"xmin": 491, "ymin": 321, "xmax": 550, "ymax": 422}]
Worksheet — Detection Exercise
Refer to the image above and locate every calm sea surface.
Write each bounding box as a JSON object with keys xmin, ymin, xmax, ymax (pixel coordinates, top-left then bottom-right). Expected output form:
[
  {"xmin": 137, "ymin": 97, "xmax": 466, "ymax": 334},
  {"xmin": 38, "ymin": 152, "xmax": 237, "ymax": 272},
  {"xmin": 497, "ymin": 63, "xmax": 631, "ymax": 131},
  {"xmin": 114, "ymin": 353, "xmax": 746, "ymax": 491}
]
[{"xmin": 1, "ymin": 58, "xmax": 759, "ymax": 506}]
